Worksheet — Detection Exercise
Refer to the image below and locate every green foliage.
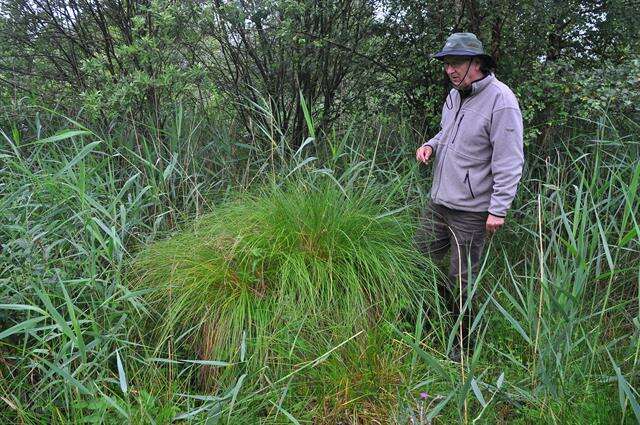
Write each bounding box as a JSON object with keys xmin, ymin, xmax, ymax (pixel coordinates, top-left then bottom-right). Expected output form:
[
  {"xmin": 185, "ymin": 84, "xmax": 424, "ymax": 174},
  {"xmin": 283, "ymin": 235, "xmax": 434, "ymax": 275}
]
[
  {"xmin": 78, "ymin": 1, "xmax": 211, "ymax": 122},
  {"xmin": 2, "ymin": 0, "xmax": 638, "ymax": 150},
  {"xmin": 1, "ymin": 101, "xmax": 639, "ymax": 423},
  {"xmin": 515, "ymin": 56, "xmax": 640, "ymax": 146},
  {"xmin": 131, "ymin": 179, "xmax": 431, "ymax": 365},
  {"xmin": 3, "ymin": 2, "xmax": 640, "ymax": 419},
  {"xmin": 0, "ymin": 0, "xmax": 213, "ymax": 126}
]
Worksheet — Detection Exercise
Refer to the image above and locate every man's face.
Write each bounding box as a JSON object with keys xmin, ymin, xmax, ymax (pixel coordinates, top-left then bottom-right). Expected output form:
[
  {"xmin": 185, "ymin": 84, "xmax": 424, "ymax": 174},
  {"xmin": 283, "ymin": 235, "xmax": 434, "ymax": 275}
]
[{"xmin": 443, "ymin": 56, "xmax": 482, "ymax": 88}]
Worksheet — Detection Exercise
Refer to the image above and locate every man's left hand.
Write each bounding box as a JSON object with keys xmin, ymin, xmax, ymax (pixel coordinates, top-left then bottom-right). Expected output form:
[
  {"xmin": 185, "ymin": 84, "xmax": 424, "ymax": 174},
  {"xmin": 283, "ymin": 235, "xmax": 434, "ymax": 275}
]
[{"xmin": 486, "ymin": 214, "xmax": 505, "ymax": 234}]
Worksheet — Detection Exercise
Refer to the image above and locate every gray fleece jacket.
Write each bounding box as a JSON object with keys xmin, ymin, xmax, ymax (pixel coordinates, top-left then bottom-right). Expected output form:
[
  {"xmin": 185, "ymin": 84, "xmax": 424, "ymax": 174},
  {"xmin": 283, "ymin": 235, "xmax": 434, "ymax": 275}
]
[{"xmin": 423, "ymin": 74, "xmax": 524, "ymax": 217}]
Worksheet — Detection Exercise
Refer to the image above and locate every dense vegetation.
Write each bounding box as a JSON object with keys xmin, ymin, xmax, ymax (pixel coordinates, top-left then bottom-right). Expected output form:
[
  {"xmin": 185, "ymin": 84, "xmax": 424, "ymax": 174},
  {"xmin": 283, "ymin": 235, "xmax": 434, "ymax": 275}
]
[{"xmin": 1, "ymin": 0, "xmax": 639, "ymax": 423}]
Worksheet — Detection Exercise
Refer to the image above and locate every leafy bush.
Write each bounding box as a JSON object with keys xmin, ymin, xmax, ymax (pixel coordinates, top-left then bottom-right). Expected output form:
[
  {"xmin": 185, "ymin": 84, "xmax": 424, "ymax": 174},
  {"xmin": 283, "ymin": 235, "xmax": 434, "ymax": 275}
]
[{"xmin": 516, "ymin": 55, "xmax": 640, "ymax": 147}]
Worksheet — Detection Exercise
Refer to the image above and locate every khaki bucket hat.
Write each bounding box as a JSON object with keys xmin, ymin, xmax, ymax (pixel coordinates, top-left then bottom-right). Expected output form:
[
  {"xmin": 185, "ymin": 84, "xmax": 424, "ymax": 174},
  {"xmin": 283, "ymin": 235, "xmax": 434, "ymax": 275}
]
[{"xmin": 432, "ymin": 32, "xmax": 496, "ymax": 69}]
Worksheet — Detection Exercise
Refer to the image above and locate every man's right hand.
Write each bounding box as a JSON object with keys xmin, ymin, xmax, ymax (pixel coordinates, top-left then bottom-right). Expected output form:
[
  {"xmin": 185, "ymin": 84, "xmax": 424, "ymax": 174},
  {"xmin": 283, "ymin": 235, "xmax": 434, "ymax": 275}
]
[{"xmin": 416, "ymin": 145, "xmax": 433, "ymax": 164}]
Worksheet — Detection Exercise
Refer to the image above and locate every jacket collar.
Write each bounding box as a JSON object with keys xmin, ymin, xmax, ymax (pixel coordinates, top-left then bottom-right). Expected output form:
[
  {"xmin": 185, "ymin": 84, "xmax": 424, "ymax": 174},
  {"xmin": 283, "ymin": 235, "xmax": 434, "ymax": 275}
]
[
  {"xmin": 458, "ymin": 73, "xmax": 495, "ymax": 98},
  {"xmin": 470, "ymin": 73, "xmax": 495, "ymax": 96}
]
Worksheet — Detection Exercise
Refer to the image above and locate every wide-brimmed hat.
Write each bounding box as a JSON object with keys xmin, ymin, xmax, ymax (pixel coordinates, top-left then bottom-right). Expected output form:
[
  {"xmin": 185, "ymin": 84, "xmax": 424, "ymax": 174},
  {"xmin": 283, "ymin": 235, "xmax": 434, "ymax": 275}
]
[{"xmin": 432, "ymin": 32, "xmax": 496, "ymax": 69}]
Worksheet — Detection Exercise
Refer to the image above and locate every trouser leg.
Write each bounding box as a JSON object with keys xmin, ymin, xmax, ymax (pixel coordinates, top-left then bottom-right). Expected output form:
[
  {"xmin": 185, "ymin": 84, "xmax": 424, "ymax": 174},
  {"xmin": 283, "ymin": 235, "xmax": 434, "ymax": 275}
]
[
  {"xmin": 447, "ymin": 210, "xmax": 488, "ymax": 345},
  {"xmin": 415, "ymin": 200, "xmax": 450, "ymax": 262},
  {"xmin": 414, "ymin": 201, "xmax": 454, "ymax": 317},
  {"xmin": 415, "ymin": 201, "xmax": 488, "ymax": 342}
]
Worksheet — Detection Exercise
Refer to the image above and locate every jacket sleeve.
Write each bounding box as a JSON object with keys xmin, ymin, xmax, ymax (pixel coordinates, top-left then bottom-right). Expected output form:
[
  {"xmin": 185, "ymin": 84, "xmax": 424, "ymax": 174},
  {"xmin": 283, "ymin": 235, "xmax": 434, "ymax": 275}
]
[
  {"xmin": 422, "ymin": 126, "xmax": 443, "ymax": 155},
  {"xmin": 488, "ymin": 107, "xmax": 524, "ymax": 217}
]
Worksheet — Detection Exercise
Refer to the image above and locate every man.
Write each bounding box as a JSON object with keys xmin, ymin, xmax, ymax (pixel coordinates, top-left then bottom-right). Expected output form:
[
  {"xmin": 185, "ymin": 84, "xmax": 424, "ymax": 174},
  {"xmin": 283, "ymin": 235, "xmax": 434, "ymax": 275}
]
[{"xmin": 415, "ymin": 32, "xmax": 524, "ymax": 359}]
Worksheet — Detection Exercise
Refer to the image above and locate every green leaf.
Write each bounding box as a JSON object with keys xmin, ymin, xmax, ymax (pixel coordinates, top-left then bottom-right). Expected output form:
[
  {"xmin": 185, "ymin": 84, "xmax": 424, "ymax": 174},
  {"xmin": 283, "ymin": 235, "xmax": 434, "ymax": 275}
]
[
  {"xmin": 491, "ymin": 297, "xmax": 532, "ymax": 344},
  {"xmin": 299, "ymin": 91, "xmax": 316, "ymax": 139},
  {"xmin": 270, "ymin": 401, "xmax": 301, "ymax": 425},
  {"xmin": 0, "ymin": 316, "xmax": 46, "ymax": 340},
  {"xmin": 426, "ymin": 390, "xmax": 455, "ymax": 421},
  {"xmin": 183, "ymin": 359, "xmax": 233, "ymax": 367},
  {"xmin": 470, "ymin": 378, "xmax": 487, "ymax": 407},
  {"xmin": 0, "ymin": 304, "xmax": 47, "ymax": 316},
  {"xmin": 40, "ymin": 359, "xmax": 93, "ymax": 395},
  {"xmin": 610, "ymin": 355, "xmax": 640, "ymax": 423},
  {"xmin": 34, "ymin": 287, "xmax": 75, "ymax": 341},
  {"xmin": 60, "ymin": 281, "xmax": 87, "ymax": 363},
  {"xmin": 116, "ymin": 349, "xmax": 128, "ymax": 395},
  {"xmin": 619, "ymin": 228, "xmax": 638, "ymax": 247},
  {"xmin": 163, "ymin": 154, "xmax": 178, "ymax": 181},
  {"xmin": 395, "ymin": 326, "xmax": 450, "ymax": 382},
  {"xmin": 227, "ymin": 373, "xmax": 247, "ymax": 422},
  {"xmin": 24, "ymin": 130, "xmax": 91, "ymax": 147},
  {"xmin": 55, "ymin": 141, "xmax": 101, "ymax": 177}
]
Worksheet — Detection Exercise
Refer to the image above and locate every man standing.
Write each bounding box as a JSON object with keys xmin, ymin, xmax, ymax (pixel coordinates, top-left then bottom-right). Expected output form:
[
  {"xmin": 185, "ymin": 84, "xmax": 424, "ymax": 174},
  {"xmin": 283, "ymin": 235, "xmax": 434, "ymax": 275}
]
[{"xmin": 415, "ymin": 33, "xmax": 524, "ymax": 359}]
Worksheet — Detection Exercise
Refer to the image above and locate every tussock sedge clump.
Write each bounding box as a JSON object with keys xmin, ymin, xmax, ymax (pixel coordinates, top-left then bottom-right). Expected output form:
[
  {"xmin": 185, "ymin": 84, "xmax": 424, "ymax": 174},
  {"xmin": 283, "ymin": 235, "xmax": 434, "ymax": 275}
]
[{"xmin": 130, "ymin": 180, "xmax": 432, "ymax": 371}]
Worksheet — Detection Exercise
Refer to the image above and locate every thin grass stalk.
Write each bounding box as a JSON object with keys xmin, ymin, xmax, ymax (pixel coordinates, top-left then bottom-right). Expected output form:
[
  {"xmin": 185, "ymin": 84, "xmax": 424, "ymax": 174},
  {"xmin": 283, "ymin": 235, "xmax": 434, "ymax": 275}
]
[
  {"xmin": 447, "ymin": 227, "xmax": 467, "ymax": 423},
  {"xmin": 168, "ymin": 262, "xmax": 176, "ymax": 401},
  {"xmin": 532, "ymin": 192, "xmax": 545, "ymax": 391}
]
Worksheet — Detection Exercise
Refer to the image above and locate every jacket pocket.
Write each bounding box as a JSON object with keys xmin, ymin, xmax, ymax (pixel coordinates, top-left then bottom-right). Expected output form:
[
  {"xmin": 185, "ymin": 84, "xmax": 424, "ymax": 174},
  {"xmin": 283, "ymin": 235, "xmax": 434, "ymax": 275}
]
[{"xmin": 463, "ymin": 170, "xmax": 475, "ymax": 199}]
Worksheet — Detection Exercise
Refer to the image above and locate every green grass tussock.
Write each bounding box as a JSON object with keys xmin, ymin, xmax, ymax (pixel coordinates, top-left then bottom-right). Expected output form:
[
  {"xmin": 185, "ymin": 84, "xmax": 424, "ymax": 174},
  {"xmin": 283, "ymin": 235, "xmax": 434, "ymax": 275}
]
[{"xmin": 131, "ymin": 179, "xmax": 433, "ymax": 368}]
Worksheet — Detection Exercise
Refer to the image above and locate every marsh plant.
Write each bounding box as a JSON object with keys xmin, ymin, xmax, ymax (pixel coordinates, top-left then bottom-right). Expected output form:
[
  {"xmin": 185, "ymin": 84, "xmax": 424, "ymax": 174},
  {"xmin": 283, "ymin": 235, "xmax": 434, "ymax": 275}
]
[
  {"xmin": 131, "ymin": 179, "xmax": 435, "ymax": 381},
  {"xmin": 1, "ymin": 106, "xmax": 639, "ymax": 423}
]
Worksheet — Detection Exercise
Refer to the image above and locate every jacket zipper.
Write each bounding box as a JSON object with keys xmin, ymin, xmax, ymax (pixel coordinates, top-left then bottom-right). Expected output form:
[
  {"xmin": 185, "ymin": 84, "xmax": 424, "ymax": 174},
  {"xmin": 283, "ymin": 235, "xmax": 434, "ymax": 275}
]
[
  {"xmin": 433, "ymin": 95, "xmax": 468, "ymax": 201},
  {"xmin": 454, "ymin": 96, "xmax": 465, "ymax": 120},
  {"xmin": 464, "ymin": 170, "xmax": 475, "ymax": 198},
  {"xmin": 450, "ymin": 114, "xmax": 464, "ymax": 144}
]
